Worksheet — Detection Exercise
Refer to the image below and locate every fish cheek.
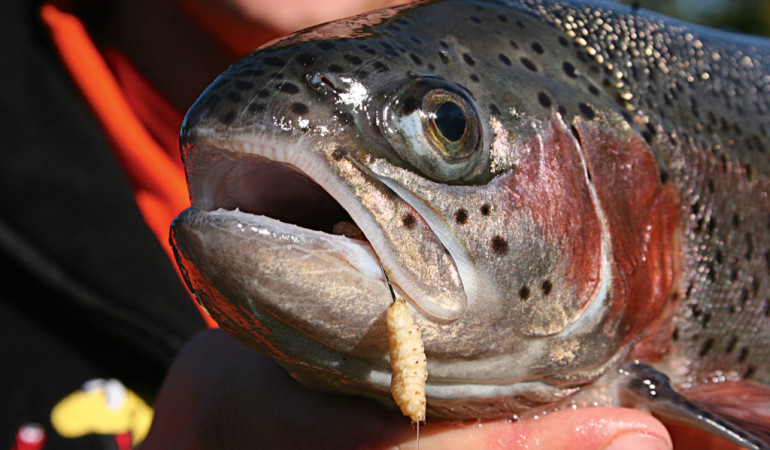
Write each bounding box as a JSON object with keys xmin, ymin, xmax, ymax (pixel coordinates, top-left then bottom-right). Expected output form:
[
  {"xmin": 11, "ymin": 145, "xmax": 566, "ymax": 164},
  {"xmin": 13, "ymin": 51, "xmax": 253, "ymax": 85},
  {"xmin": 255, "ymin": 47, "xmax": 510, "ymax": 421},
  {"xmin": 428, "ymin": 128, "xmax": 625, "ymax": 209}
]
[
  {"xmin": 498, "ymin": 116, "xmax": 604, "ymax": 337},
  {"xmin": 572, "ymin": 118, "xmax": 679, "ymax": 355}
]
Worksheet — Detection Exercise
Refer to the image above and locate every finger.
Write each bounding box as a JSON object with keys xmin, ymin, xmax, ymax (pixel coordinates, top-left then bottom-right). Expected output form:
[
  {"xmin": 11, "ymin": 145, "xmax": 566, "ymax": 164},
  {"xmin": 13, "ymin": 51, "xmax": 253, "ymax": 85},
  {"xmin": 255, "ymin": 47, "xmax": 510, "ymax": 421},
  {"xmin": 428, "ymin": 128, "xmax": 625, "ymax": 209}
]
[{"xmin": 361, "ymin": 407, "xmax": 673, "ymax": 450}]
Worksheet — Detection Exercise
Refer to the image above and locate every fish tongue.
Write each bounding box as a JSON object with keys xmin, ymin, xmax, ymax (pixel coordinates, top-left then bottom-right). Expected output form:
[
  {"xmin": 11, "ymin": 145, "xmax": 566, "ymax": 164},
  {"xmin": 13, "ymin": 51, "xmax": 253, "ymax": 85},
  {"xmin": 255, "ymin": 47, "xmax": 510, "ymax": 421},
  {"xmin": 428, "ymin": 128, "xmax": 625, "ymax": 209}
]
[{"xmin": 332, "ymin": 220, "xmax": 368, "ymax": 242}]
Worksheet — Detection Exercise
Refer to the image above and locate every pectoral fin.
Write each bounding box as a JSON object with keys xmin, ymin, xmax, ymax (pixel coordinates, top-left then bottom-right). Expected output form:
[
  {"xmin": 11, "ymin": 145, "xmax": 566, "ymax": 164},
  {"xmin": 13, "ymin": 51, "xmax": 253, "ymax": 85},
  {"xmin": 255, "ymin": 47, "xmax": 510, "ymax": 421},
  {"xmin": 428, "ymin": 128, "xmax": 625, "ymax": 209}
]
[{"xmin": 620, "ymin": 361, "xmax": 769, "ymax": 450}]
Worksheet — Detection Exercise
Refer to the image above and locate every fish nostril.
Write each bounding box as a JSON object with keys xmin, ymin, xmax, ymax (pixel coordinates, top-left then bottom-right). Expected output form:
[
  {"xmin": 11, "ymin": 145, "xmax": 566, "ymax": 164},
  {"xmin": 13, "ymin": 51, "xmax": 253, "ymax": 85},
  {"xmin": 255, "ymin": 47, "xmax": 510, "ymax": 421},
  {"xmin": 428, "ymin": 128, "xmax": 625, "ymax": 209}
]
[{"xmin": 306, "ymin": 72, "xmax": 337, "ymax": 94}]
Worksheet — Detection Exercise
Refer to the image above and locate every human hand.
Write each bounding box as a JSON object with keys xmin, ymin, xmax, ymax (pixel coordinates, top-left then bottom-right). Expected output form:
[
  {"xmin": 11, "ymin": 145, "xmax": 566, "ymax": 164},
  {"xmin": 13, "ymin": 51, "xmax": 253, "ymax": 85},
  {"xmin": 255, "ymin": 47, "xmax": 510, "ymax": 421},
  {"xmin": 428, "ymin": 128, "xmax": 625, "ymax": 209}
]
[{"xmin": 141, "ymin": 330, "xmax": 687, "ymax": 449}]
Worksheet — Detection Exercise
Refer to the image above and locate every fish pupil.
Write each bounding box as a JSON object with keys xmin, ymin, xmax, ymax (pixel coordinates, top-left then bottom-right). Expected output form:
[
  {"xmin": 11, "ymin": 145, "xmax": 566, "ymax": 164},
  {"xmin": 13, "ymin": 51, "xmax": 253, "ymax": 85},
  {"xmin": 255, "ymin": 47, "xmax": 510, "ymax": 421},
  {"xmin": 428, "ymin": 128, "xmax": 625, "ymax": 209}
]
[{"xmin": 434, "ymin": 101, "xmax": 466, "ymax": 142}]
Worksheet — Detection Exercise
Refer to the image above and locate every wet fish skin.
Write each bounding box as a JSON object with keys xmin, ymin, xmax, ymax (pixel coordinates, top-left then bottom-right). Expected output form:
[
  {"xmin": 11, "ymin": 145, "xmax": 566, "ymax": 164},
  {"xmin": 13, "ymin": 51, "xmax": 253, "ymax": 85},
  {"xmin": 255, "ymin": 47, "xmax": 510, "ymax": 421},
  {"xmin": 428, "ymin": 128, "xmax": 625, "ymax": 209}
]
[{"xmin": 171, "ymin": 0, "xmax": 770, "ymax": 443}]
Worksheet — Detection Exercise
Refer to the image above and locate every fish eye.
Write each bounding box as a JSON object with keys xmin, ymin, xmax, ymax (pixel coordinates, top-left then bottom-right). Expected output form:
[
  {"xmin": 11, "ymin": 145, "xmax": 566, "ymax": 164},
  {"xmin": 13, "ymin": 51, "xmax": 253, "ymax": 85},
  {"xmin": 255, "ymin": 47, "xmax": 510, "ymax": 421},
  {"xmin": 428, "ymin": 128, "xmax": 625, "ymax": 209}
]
[
  {"xmin": 380, "ymin": 77, "xmax": 481, "ymax": 182},
  {"xmin": 433, "ymin": 101, "xmax": 465, "ymax": 142}
]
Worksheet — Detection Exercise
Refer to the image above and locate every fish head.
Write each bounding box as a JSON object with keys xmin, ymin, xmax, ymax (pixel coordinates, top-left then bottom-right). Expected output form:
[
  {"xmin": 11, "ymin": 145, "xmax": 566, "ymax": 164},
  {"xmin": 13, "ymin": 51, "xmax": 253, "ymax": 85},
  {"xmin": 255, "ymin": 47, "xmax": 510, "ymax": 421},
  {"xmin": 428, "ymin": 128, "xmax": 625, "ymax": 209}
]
[{"xmin": 171, "ymin": 0, "xmax": 675, "ymax": 417}]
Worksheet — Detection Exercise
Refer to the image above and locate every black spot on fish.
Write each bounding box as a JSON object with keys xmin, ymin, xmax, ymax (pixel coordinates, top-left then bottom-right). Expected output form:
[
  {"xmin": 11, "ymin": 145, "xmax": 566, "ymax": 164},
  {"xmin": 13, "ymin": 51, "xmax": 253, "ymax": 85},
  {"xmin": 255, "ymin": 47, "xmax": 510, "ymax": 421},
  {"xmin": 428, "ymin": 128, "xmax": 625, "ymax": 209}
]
[
  {"xmin": 558, "ymin": 105, "xmax": 567, "ymax": 116},
  {"xmin": 746, "ymin": 233, "xmax": 754, "ymax": 260},
  {"xmin": 480, "ymin": 204, "xmax": 491, "ymax": 216},
  {"xmin": 520, "ymin": 58, "xmax": 538, "ymax": 72},
  {"xmin": 470, "ymin": 16, "xmax": 482, "ymax": 24},
  {"xmin": 745, "ymin": 366, "xmax": 757, "ymax": 378},
  {"xmin": 257, "ymin": 89, "xmax": 269, "ymax": 98},
  {"xmin": 516, "ymin": 19, "xmax": 525, "ymax": 28},
  {"xmin": 519, "ymin": 285, "xmax": 531, "ymax": 300},
  {"xmin": 438, "ymin": 51, "xmax": 450, "ymax": 64},
  {"xmin": 699, "ymin": 338, "xmax": 714, "ymax": 357},
  {"xmin": 328, "ymin": 64, "xmax": 344, "ymax": 73},
  {"xmin": 454, "ymin": 208, "xmax": 468, "ymax": 225},
  {"xmin": 358, "ymin": 44, "xmax": 377, "ymax": 55},
  {"xmin": 463, "ymin": 53, "xmax": 476, "ymax": 66},
  {"xmin": 291, "ymin": 103, "xmax": 309, "ymax": 115},
  {"xmin": 409, "ymin": 54, "xmax": 423, "ymax": 66},
  {"xmin": 331, "ymin": 147, "xmax": 345, "ymax": 161},
  {"xmin": 702, "ymin": 311, "xmax": 712, "ymax": 327},
  {"xmin": 531, "ymin": 42, "xmax": 544, "ymax": 54},
  {"xmin": 691, "ymin": 302, "xmax": 701, "ymax": 318},
  {"xmin": 277, "ymin": 83, "xmax": 300, "ymax": 94},
  {"xmin": 222, "ymin": 110, "xmax": 236, "ymax": 125},
  {"xmin": 579, "ymin": 103, "xmax": 596, "ymax": 120},
  {"xmin": 497, "ymin": 14, "xmax": 508, "ymax": 22},
  {"xmin": 409, "ymin": 36, "xmax": 422, "ymax": 45},
  {"xmin": 345, "ymin": 54, "xmax": 363, "ymax": 65},
  {"xmin": 706, "ymin": 262, "xmax": 716, "ymax": 283},
  {"xmin": 691, "ymin": 201, "xmax": 702, "ymax": 216},
  {"xmin": 542, "ymin": 280, "xmax": 553, "ymax": 296},
  {"xmin": 763, "ymin": 299, "xmax": 770, "ymax": 317},
  {"xmin": 499, "ymin": 54, "xmax": 511, "ymax": 66},
  {"xmin": 439, "ymin": 41, "xmax": 449, "ymax": 49},
  {"xmin": 659, "ymin": 170, "xmax": 669, "ymax": 183},
  {"xmin": 738, "ymin": 347, "xmax": 749, "ymax": 363},
  {"xmin": 538, "ymin": 92, "xmax": 552, "ymax": 109},
  {"xmin": 491, "ymin": 236, "xmax": 508, "ymax": 254},
  {"xmin": 588, "ymin": 85, "xmax": 601, "ymax": 96},
  {"xmin": 489, "ymin": 103, "xmax": 501, "ymax": 115},
  {"xmin": 317, "ymin": 42, "xmax": 335, "ymax": 50},
  {"xmin": 562, "ymin": 61, "xmax": 577, "ymax": 78},
  {"xmin": 225, "ymin": 92, "xmax": 242, "ymax": 103},
  {"xmin": 402, "ymin": 213, "xmax": 416, "ymax": 229},
  {"xmin": 509, "ymin": 40, "xmax": 519, "ymax": 50},
  {"xmin": 558, "ymin": 36, "xmax": 569, "ymax": 47},
  {"xmin": 470, "ymin": 74, "xmax": 480, "ymax": 82},
  {"xmin": 373, "ymin": 61, "xmax": 389, "ymax": 72}
]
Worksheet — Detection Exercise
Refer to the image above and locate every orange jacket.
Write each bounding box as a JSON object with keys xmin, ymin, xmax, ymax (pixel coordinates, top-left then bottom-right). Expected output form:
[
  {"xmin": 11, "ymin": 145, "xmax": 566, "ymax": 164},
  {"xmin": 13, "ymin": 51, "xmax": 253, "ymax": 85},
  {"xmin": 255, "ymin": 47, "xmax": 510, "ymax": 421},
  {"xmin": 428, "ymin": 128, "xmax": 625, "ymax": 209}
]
[{"xmin": 41, "ymin": 3, "xmax": 216, "ymax": 327}]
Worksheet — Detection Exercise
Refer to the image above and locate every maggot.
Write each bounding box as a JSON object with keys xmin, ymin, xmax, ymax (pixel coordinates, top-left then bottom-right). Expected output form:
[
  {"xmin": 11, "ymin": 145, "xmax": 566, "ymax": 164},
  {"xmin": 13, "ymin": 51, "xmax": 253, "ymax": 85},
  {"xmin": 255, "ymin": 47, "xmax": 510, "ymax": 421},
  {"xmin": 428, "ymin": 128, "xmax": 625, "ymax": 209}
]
[{"xmin": 386, "ymin": 296, "xmax": 428, "ymax": 424}]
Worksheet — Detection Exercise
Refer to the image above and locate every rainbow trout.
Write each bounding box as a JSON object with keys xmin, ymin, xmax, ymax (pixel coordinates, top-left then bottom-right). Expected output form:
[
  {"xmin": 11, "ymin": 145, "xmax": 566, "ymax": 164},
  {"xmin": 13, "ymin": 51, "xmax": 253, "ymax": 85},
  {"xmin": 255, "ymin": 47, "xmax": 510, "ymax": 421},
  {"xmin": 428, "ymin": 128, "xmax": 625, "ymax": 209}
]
[{"xmin": 170, "ymin": 0, "xmax": 770, "ymax": 446}]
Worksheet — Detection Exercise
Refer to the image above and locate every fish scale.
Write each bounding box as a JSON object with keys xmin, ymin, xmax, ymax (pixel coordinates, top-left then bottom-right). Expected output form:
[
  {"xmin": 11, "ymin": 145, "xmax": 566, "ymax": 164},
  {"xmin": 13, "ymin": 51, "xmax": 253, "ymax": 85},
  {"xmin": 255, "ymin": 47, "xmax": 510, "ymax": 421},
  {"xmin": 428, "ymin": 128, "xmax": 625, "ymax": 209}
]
[{"xmin": 171, "ymin": 0, "xmax": 770, "ymax": 447}]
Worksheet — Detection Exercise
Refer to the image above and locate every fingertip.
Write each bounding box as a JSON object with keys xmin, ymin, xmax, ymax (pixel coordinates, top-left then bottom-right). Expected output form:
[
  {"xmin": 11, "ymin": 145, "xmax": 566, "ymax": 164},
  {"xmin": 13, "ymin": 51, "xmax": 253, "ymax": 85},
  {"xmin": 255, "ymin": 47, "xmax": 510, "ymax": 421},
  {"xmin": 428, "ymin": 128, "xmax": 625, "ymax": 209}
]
[{"xmin": 603, "ymin": 432, "xmax": 672, "ymax": 450}]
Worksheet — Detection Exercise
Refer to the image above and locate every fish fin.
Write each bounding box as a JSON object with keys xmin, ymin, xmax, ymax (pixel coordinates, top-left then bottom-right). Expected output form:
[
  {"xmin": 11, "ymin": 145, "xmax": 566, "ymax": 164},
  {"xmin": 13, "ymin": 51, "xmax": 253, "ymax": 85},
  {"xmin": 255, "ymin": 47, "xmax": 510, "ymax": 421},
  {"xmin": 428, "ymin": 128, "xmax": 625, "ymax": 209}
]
[
  {"xmin": 620, "ymin": 361, "xmax": 769, "ymax": 450},
  {"xmin": 683, "ymin": 379, "xmax": 770, "ymax": 446}
]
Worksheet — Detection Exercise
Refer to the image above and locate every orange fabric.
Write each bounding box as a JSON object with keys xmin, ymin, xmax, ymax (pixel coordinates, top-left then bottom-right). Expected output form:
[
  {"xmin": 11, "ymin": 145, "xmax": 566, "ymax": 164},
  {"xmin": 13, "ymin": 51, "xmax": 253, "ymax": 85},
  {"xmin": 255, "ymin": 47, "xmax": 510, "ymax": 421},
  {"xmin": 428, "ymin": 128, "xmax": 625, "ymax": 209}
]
[{"xmin": 40, "ymin": 3, "xmax": 217, "ymax": 328}]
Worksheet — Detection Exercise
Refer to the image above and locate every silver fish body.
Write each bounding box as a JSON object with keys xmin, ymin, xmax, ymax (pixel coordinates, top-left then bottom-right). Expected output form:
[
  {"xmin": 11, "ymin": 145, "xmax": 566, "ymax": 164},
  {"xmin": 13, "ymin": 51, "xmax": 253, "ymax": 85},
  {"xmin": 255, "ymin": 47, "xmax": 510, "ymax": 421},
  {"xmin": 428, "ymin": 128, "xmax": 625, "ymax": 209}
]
[{"xmin": 171, "ymin": 0, "xmax": 770, "ymax": 445}]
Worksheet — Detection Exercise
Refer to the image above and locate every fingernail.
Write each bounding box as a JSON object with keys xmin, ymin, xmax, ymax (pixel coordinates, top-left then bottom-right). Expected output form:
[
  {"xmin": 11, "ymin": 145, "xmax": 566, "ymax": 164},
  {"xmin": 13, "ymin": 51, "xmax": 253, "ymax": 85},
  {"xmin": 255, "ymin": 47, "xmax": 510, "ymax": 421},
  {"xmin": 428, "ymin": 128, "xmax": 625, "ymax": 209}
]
[{"xmin": 604, "ymin": 432, "xmax": 671, "ymax": 450}]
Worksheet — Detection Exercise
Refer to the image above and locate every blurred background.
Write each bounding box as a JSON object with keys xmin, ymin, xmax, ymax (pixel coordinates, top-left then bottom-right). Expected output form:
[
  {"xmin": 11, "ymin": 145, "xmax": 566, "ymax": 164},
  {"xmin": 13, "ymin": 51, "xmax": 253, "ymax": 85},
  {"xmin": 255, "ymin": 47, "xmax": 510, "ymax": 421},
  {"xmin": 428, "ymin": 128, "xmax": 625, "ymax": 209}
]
[{"xmin": 620, "ymin": 0, "xmax": 770, "ymax": 36}]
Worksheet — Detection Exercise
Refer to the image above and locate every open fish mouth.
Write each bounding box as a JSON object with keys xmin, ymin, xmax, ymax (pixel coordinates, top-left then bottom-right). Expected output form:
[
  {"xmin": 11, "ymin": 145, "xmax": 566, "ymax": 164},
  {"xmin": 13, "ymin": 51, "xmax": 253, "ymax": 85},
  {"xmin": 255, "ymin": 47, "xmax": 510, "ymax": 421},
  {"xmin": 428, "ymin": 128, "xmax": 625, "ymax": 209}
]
[
  {"xmin": 172, "ymin": 135, "xmax": 391, "ymax": 294},
  {"xmin": 172, "ymin": 112, "xmax": 474, "ymax": 315},
  {"xmin": 185, "ymin": 145, "xmax": 367, "ymax": 243}
]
